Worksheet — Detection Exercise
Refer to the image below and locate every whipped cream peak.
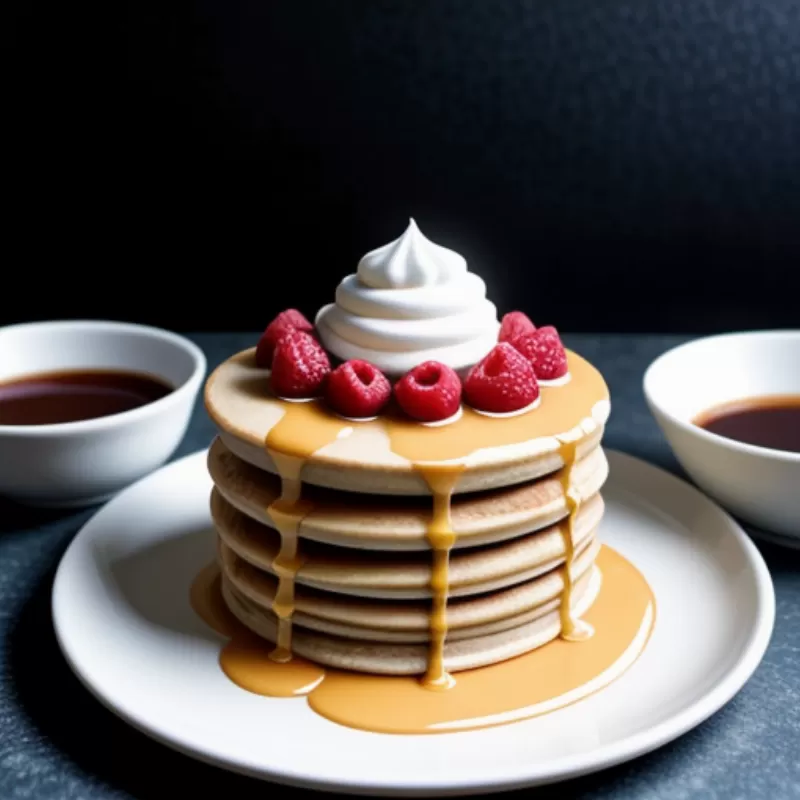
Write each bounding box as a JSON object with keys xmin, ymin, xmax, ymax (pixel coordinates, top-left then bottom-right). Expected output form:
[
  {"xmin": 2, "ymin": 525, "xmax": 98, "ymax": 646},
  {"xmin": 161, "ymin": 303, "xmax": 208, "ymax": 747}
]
[
  {"xmin": 356, "ymin": 218, "xmax": 467, "ymax": 290},
  {"xmin": 316, "ymin": 220, "xmax": 499, "ymax": 375}
]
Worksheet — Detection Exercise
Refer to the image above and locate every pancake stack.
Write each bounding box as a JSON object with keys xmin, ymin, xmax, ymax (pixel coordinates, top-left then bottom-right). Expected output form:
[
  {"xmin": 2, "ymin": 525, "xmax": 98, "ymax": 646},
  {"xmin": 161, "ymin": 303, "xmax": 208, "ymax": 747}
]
[{"xmin": 204, "ymin": 346, "xmax": 611, "ymax": 679}]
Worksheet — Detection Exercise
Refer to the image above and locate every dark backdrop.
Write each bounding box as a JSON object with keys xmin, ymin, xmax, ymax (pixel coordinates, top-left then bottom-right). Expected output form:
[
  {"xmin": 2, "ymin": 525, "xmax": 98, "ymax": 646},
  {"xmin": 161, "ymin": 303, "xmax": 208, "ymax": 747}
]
[{"xmin": 7, "ymin": 0, "xmax": 800, "ymax": 332}]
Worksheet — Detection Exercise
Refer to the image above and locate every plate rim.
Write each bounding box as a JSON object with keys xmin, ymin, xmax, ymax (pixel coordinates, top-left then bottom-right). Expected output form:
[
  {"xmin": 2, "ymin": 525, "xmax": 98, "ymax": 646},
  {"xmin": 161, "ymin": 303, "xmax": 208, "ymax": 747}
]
[{"xmin": 51, "ymin": 447, "xmax": 776, "ymax": 796}]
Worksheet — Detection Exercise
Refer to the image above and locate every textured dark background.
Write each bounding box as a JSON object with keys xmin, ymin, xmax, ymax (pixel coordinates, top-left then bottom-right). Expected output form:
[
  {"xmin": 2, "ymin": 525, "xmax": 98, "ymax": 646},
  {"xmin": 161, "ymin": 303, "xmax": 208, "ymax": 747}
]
[{"xmin": 6, "ymin": 0, "xmax": 800, "ymax": 332}]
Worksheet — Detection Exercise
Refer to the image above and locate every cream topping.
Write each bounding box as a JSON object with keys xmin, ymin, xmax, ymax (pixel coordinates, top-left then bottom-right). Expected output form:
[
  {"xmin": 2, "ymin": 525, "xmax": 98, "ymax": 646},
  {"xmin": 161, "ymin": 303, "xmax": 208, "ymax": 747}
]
[
  {"xmin": 356, "ymin": 217, "xmax": 467, "ymax": 289},
  {"xmin": 315, "ymin": 219, "xmax": 500, "ymax": 375}
]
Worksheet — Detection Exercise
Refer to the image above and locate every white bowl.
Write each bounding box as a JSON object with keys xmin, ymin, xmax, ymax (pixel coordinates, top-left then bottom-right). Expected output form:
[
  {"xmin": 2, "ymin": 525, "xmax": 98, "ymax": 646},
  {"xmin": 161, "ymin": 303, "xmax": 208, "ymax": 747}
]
[
  {"xmin": 0, "ymin": 320, "xmax": 206, "ymax": 507},
  {"xmin": 643, "ymin": 330, "xmax": 800, "ymax": 541}
]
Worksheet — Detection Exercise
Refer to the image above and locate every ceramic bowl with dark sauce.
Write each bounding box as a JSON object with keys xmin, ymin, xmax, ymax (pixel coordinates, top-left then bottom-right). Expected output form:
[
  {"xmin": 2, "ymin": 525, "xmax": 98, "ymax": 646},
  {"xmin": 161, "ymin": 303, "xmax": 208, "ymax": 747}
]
[
  {"xmin": 643, "ymin": 330, "xmax": 800, "ymax": 544},
  {"xmin": 0, "ymin": 320, "xmax": 206, "ymax": 506}
]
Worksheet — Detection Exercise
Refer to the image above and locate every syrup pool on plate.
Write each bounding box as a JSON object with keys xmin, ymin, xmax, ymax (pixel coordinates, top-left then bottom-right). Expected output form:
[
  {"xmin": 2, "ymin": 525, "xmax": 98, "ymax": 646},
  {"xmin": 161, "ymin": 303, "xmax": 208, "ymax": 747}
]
[{"xmin": 191, "ymin": 545, "xmax": 655, "ymax": 734}]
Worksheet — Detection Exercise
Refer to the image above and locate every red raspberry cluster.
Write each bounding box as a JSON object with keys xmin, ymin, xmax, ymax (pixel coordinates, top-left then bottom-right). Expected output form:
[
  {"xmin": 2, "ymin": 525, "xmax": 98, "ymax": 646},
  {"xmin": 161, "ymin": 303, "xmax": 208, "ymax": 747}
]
[{"xmin": 255, "ymin": 309, "xmax": 568, "ymax": 423}]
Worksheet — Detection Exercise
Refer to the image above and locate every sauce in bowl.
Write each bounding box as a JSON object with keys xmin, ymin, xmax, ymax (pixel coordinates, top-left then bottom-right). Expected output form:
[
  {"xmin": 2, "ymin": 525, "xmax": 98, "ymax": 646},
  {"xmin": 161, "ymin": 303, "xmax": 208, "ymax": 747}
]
[
  {"xmin": 693, "ymin": 394, "xmax": 800, "ymax": 454},
  {"xmin": 0, "ymin": 369, "xmax": 173, "ymax": 426}
]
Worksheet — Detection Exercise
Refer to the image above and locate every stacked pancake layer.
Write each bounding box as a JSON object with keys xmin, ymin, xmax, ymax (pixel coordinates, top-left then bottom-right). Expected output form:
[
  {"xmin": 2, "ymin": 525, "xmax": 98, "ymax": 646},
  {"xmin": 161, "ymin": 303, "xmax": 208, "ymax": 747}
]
[{"xmin": 204, "ymin": 344, "xmax": 611, "ymax": 678}]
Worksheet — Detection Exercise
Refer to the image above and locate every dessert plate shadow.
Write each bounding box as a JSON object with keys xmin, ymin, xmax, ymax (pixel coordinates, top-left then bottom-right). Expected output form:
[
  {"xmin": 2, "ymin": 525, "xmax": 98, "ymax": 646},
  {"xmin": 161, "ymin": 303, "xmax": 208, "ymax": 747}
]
[{"xmin": 51, "ymin": 448, "xmax": 775, "ymax": 796}]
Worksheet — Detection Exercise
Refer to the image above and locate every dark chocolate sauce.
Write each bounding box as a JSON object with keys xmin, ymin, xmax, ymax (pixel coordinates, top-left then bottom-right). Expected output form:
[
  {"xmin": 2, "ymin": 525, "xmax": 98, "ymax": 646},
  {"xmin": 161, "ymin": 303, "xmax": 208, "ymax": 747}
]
[
  {"xmin": 694, "ymin": 395, "xmax": 800, "ymax": 453},
  {"xmin": 0, "ymin": 369, "xmax": 172, "ymax": 425}
]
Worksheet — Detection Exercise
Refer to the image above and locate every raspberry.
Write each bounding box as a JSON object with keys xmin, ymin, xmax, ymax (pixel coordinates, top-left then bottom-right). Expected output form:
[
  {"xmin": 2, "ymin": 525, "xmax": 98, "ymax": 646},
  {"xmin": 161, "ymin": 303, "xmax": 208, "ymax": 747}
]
[
  {"xmin": 498, "ymin": 311, "xmax": 536, "ymax": 343},
  {"xmin": 394, "ymin": 361, "xmax": 462, "ymax": 422},
  {"xmin": 270, "ymin": 331, "xmax": 330, "ymax": 399},
  {"xmin": 463, "ymin": 342, "xmax": 539, "ymax": 413},
  {"xmin": 255, "ymin": 309, "xmax": 314, "ymax": 368},
  {"xmin": 509, "ymin": 326, "xmax": 568, "ymax": 381},
  {"xmin": 325, "ymin": 360, "xmax": 391, "ymax": 418}
]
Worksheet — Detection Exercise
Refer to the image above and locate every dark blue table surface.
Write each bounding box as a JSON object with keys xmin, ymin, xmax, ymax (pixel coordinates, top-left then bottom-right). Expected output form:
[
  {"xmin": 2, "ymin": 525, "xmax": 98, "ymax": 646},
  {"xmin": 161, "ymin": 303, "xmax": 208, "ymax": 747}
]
[{"xmin": 1, "ymin": 333, "xmax": 797, "ymax": 799}]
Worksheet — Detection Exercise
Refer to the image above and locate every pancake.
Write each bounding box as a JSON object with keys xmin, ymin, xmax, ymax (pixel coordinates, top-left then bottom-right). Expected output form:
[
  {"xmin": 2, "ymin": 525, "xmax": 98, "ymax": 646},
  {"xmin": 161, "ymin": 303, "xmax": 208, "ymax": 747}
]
[
  {"xmin": 208, "ymin": 436, "xmax": 609, "ymax": 551},
  {"xmin": 217, "ymin": 537, "xmax": 600, "ymax": 642},
  {"xmin": 221, "ymin": 565, "xmax": 602, "ymax": 674},
  {"xmin": 204, "ymin": 347, "xmax": 610, "ymax": 495},
  {"xmin": 211, "ymin": 487, "xmax": 604, "ymax": 599}
]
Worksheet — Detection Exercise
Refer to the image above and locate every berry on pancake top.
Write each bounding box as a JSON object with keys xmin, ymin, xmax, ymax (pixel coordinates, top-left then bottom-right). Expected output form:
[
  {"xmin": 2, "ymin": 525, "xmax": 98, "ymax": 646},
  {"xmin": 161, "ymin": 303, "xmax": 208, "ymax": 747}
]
[
  {"xmin": 394, "ymin": 361, "xmax": 462, "ymax": 423},
  {"xmin": 506, "ymin": 325, "xmax": 569, "ymax": 382},
  {"xmin": 256, "ymin": 309, "xmax": 314, "ymax": 368},
  {"xmin": 463, "ymin": 343, "xmax": 540, "ymax": 414},
  {"xmin": 498, "ymin": 311, "xmax": 536, "ymax": 343},
  {"xmin": 269, "ymin": 330, "xmax": 330, "ymax": 399},
  {"xmin": 255, "ymin": 304, "xmax": 568, "ymax": 422},
  {"xmin": 325, "ymin": 360, "xmax": 392, "ymax": 419}
]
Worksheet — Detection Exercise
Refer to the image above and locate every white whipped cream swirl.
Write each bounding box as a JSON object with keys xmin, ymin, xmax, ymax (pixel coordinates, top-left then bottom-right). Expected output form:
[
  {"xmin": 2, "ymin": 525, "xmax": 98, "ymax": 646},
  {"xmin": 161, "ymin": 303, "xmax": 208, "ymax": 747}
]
[{"xmin": 315, "ymin": 219, "xmax": 499, "ymax": 375}]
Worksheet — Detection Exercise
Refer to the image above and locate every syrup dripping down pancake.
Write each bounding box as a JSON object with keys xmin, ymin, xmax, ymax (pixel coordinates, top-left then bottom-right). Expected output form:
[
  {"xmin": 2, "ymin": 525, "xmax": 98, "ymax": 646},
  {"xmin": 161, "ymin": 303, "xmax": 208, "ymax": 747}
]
[
  {"xmin": 219, "ymin": 565, "xmax": 602, "ymax": 675},
  {"xmin": 204, "ymin": 347, "xmax": 610, "ymax": 496},
  {"xmin": 210, "ymin": 487, "xmax": 604, "ymax": 600},
  {"xmin": 207, "ymin": 436, "xmax": 608, "ymax": 552},
  {"xmin": 216, "ymin": 536, "xmax": 600, "ymax": 643}
]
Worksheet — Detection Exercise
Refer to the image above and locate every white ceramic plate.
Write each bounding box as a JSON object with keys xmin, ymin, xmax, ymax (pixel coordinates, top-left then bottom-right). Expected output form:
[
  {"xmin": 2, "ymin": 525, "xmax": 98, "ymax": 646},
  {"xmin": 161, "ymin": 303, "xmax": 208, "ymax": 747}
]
[{"xmin": 51, "ymin": 449, "xmax": 775, "ymax": 796}]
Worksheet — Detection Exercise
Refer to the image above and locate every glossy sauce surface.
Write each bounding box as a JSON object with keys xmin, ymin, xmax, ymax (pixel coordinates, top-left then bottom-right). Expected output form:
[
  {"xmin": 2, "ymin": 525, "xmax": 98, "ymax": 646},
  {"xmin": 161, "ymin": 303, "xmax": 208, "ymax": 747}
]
[
  {"xmin": 0, "ymin": 368, "xmax": 172, "ymax": 425},
  {"xmin": 694, "ymin": 394, "xmax": 800, "ymax": 453},
  {"xmin": 191, "ymin": 545, "xmax": 655, "ymax": 734},
  {"xmin": 199, "ymin": 347, "xmax": 652, "ymax": 731},
  {"xmin": 248, "ymin": 351, "xmax": 607, "ymax": 689}
]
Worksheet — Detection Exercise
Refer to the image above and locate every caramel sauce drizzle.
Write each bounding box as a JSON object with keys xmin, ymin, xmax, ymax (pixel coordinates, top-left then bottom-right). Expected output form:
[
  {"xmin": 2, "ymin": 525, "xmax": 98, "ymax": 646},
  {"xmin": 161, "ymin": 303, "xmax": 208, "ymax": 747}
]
[
  {"xmin": 190, "ymin": 346, "xmax": 662, "ymax": 733},
  {"xmin": 417, "ymin": 467, "xmax": 464, "ymax": 690},
  {"xmin": 556, "ymin": 438, "xmax": 594, "ymax": 642},
  {"xmin": 264, "ymin": 452, "xmax": 312, "ymax": 662},
  {"xmin": 261, "ymin": 404, "xmax": 349, "ymax": 664},
  {"xmin": 191, "ymin": 350, "xmax": 655, "ymax": 734},
  {"xmin": 258, "ymin": 407, "xmax": 594, "ymax": 680},
  {"xmin": 192, "ymin": 561, "xmax": 325, "ymax": 696},
  {"xmin": 204, "ymin": 349, "xmax": 610, "ymax": 688},
  {"xmin": 191, "ymin": 546, "xmax": 656, "ymax": 734}
]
